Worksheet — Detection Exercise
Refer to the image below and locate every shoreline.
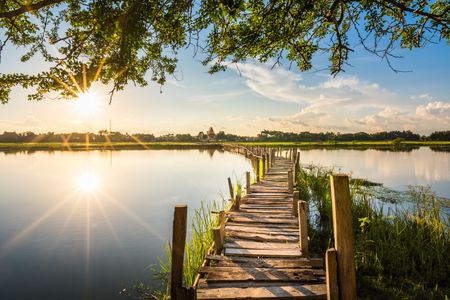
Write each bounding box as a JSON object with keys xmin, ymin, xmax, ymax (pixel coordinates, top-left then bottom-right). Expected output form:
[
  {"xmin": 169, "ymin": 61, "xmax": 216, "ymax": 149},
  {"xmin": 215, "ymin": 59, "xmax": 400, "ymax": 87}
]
[{"xmin": 0, "ymin": 141, "xmax": 450, "ymax": 152}]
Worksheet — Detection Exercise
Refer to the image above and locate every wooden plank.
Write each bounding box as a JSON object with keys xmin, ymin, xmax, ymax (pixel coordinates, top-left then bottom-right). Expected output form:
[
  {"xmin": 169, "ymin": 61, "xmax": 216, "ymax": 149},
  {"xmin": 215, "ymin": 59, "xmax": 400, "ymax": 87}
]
[
  {"xmin": 228, "ymin": 216, "xmax": 298, "ymax": 225},
  {"xmin": 226, "ymin": 224, "xmax": 299, "ymax": 235},
  {"xmin": 226, "ymin": 211, "xmax": 293, "ymax": 219},
  {"xmin": 226, "ymin": 222, "xmax": 299, "ymax": 230},
  {"xmin": 224, "ymin": 240, "xmax": 299, "ymax": 250},
  {"xmin": 200, "ymin": 267, "xmax": 325, "ymax": 283},
  {"xmin": 196, "ymin": 283, "xmax": 327, "ymax": 299},
  {"xmin": 225, "ymin": 247, "xmax": 302, "ymax": 257},
  {"xmin": 205, "ymin": 255, "xmax": 323, "ymax": 268},
  {"xmin": 226, "ymin": 231, "xmax": 298, "ymax": 243},
  {"xmin": 198, "ymin": 278, "xmax": 325, "ymax": 289}
]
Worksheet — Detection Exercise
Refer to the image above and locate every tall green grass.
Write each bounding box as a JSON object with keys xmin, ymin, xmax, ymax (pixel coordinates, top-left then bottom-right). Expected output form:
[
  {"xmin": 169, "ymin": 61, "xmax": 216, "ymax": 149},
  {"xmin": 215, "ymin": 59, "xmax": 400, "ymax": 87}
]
[{"xmin": 296, "ymin": 165, "xmax": 450, "ymax": 298}]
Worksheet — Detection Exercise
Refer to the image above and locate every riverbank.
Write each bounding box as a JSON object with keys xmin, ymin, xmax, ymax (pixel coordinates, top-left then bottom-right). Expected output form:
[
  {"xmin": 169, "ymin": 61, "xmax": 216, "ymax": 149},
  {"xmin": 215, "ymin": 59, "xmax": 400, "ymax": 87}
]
[
  {"xmin": 1, "ymin": 140, "xmax": 450, "ymax": 152},
  {"xmin": 0, "ymin": 142, "xmax": 222, "ymax": 152}
]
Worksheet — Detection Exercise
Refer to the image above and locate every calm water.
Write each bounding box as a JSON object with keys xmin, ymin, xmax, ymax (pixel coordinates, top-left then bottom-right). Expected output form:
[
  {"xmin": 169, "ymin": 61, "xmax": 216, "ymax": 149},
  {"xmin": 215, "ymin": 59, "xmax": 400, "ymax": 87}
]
[
  {"xmin": 298, "ymin": 147, "xmax": 450, "ymax": 198},
  {"xmin": 0, "ymin": 147, "xmax": 449, "ymax": 300},
  {"xmin": 0, "ymin": 149, "xmax": 252, "ymax": 300}
]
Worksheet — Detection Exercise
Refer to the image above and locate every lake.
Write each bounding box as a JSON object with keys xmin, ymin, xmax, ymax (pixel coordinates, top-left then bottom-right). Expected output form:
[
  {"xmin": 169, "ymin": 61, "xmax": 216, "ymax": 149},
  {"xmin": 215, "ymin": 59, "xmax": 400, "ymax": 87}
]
[{"xmin": 0, "ymin": 147, "xmax": 449, "ymax": 300}]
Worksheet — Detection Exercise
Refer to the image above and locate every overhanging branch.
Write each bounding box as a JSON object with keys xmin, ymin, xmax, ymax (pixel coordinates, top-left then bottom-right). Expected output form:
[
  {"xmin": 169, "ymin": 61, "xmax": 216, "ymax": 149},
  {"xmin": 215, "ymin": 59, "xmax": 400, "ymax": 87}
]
[{"xmin": 0, "ymin": 0, "xmax": 63, "ymax": 19}]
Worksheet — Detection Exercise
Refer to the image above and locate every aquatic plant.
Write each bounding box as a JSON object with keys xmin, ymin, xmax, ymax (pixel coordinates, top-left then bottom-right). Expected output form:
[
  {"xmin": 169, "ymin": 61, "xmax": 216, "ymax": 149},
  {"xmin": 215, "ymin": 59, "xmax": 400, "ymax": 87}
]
[{"xmin": 295, "ymin": 164, "xmax": 450, "ymax": 298}]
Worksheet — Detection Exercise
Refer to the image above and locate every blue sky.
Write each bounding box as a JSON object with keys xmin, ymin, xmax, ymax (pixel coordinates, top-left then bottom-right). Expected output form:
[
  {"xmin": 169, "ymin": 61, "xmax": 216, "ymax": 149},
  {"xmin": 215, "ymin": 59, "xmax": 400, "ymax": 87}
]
[{"xmin": 0, "ymin": 32, "xmax": 449, "ymax": 135}]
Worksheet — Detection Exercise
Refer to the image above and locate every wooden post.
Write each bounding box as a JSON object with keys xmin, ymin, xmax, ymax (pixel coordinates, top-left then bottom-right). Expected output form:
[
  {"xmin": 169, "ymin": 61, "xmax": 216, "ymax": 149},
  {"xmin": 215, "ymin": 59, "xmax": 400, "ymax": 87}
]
[
  {"xmin": 235, "ymin": 195, "xmax": 241, "ymax": 210},
  {"xmin": 246, "ymin": 171, "xmax": 251, "ymax": 195},
  {"xmin": 255, "ymin": 158, "xmax": 260, "ymax": 182},
  {"xmin": 326, "ymin": 248, "xmax": 339, "ymax": 300},
  {"xmin": 261, "ymin": 155, "xmax": 266, "ymax": 177},
  {"xmin": 227, "ymin": 177, "xmax": 234, "ymax": 200},
  {"xmin": 213, "ymin": 227, "xmax": 223, "ymax": 254},
  {"xmin": 171, "ymin": 205, "xmax": 188, "ymax": 300},
  {"xmin": 292, "ymin": 190, "xmax": 299, "ymax": 216},
  {"xmin": 176, "ymin": 287, "xmax": 196, "ymax": 300},
  {"xmin": 330, "ymin": 175, "xmax": 357, "ymax": 300},
  {"xmin": 219, "ymin": 211, "xmax": 225, "ymax": 241},
  {"xmin": 298, "ymin": 200, "xmax": 309, "ymax": 257},
  {"xmin": 288, "ymin": 169, "xmax": 293, "ymax": 193}
]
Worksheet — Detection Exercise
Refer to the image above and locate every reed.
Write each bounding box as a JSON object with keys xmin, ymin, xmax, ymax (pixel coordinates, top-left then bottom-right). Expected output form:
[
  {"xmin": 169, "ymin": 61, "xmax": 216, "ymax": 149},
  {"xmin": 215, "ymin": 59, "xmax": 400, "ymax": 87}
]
[{"xmin": 295, "ymin": 165, "xmax": 450, "ymax": 298}]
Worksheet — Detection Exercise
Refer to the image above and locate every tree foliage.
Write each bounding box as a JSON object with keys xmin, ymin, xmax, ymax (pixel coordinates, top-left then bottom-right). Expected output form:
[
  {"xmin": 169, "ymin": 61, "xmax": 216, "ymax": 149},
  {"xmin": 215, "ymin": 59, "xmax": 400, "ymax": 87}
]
[{"xmin": 0, "ymin": 0, "xmax": 449, "ymax": 104}]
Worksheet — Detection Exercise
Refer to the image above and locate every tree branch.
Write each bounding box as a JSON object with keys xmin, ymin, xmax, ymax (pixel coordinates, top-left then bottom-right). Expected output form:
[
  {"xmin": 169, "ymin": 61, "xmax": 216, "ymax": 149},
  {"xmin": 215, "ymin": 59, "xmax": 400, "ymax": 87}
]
[{"xmin": 0, "ymin": 0, "xmax": 63, "ymax": 19}]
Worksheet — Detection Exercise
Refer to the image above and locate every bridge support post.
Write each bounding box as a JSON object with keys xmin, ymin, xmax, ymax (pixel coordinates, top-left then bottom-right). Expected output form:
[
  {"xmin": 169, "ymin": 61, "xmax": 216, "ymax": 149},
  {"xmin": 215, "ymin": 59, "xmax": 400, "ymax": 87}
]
[
  {"xmin": 246, "ymin": 171, "xmax": 251, "ymax": 195},
  {"xmin": 326, "ymin": 248, "xmax": 339, "ymax": 300},
  {"xmin": 330, "ymin": 175, "xmax": 357, "ymax": 300},
  {"xmin": 262, "ymin": 155, "xmax": 266, "ymax": 178},
  {"xmin": 298, "ymin": 200, "xmax": 309, "ymax": 257},
  {"xmin": 171, "ymin": 205, "xmax": 188, "ymax": 300},
  {"xmin": 288, "ymin": 169, "xmax": 293, "ymax": 193},
  {"xmin": 227, "ymin": 177, "xmax": 234, "ymax": 201},
  {"xmin": 292, "ymin": 190, "xmax": 299, "ymax": 216},
  {"xmin": 255, "ymin": 158, "xmax": 260, "ymax": 182}
]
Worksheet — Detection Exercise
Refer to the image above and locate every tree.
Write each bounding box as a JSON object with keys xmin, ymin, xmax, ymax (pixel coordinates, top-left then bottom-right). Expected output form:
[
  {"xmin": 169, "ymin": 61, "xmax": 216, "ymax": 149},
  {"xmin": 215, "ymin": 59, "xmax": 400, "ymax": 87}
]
[{"xmin": 0, "ymin": 0, "xmax": 448, "ymax": 104}]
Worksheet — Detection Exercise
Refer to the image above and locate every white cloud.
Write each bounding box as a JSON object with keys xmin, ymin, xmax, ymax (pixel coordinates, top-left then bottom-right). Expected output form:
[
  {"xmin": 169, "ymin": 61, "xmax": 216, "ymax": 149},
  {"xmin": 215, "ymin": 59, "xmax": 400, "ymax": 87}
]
[
  {"xmin": 410, "ymin": 93, "xmax": 435, "ymax": 101},
  {"xmin": 415, "ymin": 101, "xmax": 450, "ymax": 122},
  {"xmin": 231, "ymin": 61, "xmax": 396, "ymax": 108},
  {"xmin": 228, "ymin": 61, "xmax": 450, "ymax": 133}
]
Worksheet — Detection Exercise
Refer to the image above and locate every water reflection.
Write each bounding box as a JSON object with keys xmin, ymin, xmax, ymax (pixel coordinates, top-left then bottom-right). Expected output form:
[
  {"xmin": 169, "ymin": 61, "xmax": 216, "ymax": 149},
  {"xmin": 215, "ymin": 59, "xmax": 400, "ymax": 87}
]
[
  {"xmin": 0, "ymin": 149, "xmax": 252, "ymax": 300},
  {"xmin": 299, "ymin": 147, "xmax": 450, "ymax": 197},
  {"xmin": 76, "ymin": 170, "xmax": 101, "ymax": 193}
]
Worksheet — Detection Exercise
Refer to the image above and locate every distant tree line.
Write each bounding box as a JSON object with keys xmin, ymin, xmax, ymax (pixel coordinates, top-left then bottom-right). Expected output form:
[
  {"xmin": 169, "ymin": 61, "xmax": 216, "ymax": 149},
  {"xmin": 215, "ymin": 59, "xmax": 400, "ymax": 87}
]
[
  {"xmin": 0, "ymin": 130, "xmax": 449, "ymax": 143},
  {"xmin": 256, "ymin": 130, "xmax": 429, "ymax": 142}
]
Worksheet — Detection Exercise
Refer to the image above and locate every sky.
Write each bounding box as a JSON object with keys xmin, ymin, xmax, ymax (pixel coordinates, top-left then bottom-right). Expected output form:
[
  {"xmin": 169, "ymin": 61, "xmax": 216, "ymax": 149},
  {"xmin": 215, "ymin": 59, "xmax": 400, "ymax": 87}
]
[{"xmin": 0, "ymin": 30, "xmax": 449, "ymax": 136}]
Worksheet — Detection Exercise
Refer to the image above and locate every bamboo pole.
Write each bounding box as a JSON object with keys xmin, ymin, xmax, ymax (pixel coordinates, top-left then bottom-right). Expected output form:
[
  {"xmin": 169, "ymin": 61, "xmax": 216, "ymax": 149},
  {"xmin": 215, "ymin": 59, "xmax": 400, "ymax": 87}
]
[
  {"xmin": 326, "ymin": 248, "xmax": 339, "ymax": 300},
  {"xmin": 171, "ymin": 205, "xmax": 188, "ymax": 300},
  {"xmin": 330, "ymin": 175, "xmax": 357, "ymax": 300},
  {"xmin": 298, "ymin": 200, "xmax": 309, "ymax": 257}
]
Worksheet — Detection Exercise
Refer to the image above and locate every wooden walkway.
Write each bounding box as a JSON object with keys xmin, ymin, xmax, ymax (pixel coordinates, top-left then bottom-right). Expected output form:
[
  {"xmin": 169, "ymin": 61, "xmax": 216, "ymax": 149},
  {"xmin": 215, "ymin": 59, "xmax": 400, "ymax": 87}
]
[{"xmin": 195, "ymin": 155, "xmax": 327, "ymax": 299}]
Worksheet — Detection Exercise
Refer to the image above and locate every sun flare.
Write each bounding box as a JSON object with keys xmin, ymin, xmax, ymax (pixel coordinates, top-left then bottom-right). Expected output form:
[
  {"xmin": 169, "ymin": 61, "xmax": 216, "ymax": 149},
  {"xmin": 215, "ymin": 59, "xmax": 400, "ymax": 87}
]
[
  {"xmin": 76, "ymin": 171, "xmax": 100, "ymax": 193},
  {"xmin": 73, "ymin": 90, "xmax": 101, "ymax": 116}
]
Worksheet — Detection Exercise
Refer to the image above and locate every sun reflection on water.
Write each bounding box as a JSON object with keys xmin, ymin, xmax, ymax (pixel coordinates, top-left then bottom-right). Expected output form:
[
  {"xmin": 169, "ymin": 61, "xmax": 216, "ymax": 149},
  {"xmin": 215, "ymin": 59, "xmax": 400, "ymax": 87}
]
[{"xmin": 76, "ymin": 170, "xmax": 100, "ymax": 193}]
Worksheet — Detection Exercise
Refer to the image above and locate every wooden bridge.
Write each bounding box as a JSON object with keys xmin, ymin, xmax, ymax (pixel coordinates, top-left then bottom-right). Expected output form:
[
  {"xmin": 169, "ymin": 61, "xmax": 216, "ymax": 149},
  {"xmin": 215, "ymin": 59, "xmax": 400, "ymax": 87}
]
[{"xmin": 170, "ymin": 146, "xmax": 357, "ymax": 300}]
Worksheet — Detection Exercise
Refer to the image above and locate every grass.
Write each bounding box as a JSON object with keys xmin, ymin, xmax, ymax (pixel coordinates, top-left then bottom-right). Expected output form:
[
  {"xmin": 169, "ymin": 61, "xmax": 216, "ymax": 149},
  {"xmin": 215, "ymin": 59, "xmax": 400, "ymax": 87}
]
[
  {"xmin": 132, "ymin": 179, "xmax": 242, "ymax": 299},
  {"xmin": 229, "ymin": 141, "xmax": 450, "ymax": 148},
  {"xmin": 296, "ymin": 165, "xmax": 450, "ymax": 299},
  {"xmin": 0, "ymin": 142, "xmax": 222, "ymax": 151},
  {"xmin": 1, "ymin": 140, "xmax": 450, "ymax": 152}
]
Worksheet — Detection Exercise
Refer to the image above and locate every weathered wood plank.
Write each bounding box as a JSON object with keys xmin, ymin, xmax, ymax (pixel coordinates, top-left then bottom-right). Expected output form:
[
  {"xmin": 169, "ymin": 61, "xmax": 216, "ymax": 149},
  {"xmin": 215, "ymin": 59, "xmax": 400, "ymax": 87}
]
[
  {"xmin": 226, "ymin": 231, "xmax": 299, "ymax": 243},
  {"xmin": 225, "ymin": 247, "xmax": 302, "ymax": 257},
  {"xmin": 200, "ymin": 267, "xmax": 325, "ymax": 282},
  {"xmin": 226, "ymin": 224, "xmax": 299, "ymax": 235},
  {"xmin": 196, "ymin": 283, "xmax": 327, "ymax": 299},
  {"xmin": 228, "ymin": 216, "xmax": 298, "ymax": 225},
  {"xmin": 224, "ymin": 240, "xmax": 299, "ymax": 250}
]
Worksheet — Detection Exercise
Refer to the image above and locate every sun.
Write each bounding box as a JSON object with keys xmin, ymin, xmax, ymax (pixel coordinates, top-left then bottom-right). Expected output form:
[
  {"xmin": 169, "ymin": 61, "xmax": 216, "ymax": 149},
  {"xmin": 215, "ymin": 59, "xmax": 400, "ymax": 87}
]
[
  {"xmin": 73, "ymin": 89, "xmax": 101, "ymax": 116},
  {"xmin": 76, "ymin": 170, "xmax": 100, "ymax": 193}
]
